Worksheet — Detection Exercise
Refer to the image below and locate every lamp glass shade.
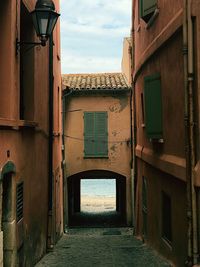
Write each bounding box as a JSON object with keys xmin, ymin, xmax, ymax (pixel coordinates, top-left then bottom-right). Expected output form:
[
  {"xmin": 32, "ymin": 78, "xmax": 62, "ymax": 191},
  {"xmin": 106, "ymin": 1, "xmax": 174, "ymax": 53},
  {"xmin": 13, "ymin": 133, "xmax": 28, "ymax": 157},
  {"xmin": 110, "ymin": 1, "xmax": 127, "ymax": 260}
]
[
  {"xmin": 46, "ymin": 12, "xmax": 59, "ymax": 36},
  {"xmin": 31, "ymin": 7, "xmax": 59, "ymax": 43}
]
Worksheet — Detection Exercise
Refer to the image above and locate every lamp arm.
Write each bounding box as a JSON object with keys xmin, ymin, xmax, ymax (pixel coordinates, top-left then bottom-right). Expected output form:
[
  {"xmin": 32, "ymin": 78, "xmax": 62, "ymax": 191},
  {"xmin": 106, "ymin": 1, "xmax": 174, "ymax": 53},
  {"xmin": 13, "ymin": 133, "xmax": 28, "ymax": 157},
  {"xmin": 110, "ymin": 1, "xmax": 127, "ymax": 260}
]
[{"xmin": 16, "ymin": 38, "xmax": 46, "ymax": 54}]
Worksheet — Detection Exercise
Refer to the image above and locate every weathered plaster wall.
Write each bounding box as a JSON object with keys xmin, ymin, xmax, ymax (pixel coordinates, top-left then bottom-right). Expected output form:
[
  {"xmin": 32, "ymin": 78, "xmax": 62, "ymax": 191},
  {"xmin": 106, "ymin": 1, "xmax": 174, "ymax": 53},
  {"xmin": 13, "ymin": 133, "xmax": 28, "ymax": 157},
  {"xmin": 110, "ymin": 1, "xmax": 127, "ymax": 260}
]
[
  {"xmin": 121, "ymin": 38, "xmax": 132, "ymax": 86},
  {"xmin": 135, "ymin": 31, "xmax": 186, "ymax": 181},
  {"xmin": 0, "ymin": 0, "xmax": 62, "ymax": 265},
  {"xmin": 132, "ymin": 0, "xmax": 199, "ymax": 265},
  {"xmin": 64, "ymin": 94, "xmax": 132, "ymax": 224},
  {"xmin": 134, "ymin": 0, "xmax": 183, "ymax": 71},
  {"xmin": 135, "ymin": 159, "xmax": 187, "ymax": 267}
]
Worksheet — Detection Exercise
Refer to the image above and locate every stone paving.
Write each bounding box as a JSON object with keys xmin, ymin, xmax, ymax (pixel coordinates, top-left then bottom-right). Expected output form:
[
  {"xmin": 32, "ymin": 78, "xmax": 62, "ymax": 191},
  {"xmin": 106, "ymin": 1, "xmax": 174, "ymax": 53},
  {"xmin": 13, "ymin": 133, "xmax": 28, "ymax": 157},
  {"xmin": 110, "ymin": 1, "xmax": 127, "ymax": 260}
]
[{"xmin": 35, "ymin": 228, "xmax": 172, "ymax": 267}]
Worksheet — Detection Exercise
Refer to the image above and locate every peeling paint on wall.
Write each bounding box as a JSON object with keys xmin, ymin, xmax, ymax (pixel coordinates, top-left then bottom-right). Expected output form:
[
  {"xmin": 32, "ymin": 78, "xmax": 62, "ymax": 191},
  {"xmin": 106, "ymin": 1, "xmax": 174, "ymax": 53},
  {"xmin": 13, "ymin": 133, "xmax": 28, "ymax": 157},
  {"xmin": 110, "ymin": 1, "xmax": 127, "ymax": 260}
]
[
  {"xmin": 110, "ymin": 144, "xmax": 117, "ymax": 152},
  {"xmin": 118, "ymin": 96, "xmax": 128, "ymax": 112},
  {"xmin": 109, "ymin": 96, "xmax": 128, "ymax": 113},
  {"xmin": 112, "ymin": 131, "xmax": 119, "ymax": 137}
]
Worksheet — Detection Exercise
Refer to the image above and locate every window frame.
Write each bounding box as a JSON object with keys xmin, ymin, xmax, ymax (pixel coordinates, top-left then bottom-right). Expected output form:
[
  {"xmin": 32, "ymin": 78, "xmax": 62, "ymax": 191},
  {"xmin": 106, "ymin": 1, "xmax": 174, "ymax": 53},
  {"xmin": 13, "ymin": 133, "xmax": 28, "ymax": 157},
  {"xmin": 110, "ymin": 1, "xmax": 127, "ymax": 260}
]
[{"xmin": 139, "ymin": 0, "xmax": 157, "ymax": 23}]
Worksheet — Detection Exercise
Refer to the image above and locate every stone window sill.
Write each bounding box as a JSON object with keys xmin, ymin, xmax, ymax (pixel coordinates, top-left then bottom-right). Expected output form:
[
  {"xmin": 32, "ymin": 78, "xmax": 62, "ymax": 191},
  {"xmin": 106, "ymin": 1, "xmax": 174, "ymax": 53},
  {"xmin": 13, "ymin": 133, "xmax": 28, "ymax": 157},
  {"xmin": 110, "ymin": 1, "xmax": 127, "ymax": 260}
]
[{"xmin": 0, "ymin": 118, "xmax": 38, "ymax": 129}]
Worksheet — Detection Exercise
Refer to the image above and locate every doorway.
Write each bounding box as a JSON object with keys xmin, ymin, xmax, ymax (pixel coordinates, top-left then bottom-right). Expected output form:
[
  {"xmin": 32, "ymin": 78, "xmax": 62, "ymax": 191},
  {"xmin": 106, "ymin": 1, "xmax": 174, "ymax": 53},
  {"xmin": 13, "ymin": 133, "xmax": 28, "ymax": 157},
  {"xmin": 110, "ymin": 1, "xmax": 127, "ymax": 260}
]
[{"xmin": 1, "ymin": 172, "xmax": 16, "ymax": 267}]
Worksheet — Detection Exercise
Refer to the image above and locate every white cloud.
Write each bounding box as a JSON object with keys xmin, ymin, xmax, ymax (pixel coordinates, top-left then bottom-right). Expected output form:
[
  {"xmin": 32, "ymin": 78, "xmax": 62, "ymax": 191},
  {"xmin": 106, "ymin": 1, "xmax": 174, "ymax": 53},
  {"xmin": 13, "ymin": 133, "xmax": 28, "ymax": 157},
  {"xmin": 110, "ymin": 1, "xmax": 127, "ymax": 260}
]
[
  {"xmin": 61, "ymin": 53, "xmax": 121, "ymax": 74},
  {"xmin": 60, "ymin": 0, "xmax": 131, "ymax": 73}
]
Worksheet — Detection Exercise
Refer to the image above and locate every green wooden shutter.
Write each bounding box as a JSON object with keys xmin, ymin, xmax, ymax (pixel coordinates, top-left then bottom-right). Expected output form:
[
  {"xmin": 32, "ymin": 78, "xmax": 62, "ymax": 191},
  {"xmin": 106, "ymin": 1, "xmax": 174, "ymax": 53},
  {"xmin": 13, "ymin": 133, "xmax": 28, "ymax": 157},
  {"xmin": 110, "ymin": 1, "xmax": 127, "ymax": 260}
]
[
  {"xmin": 140, "ymin": 0, "xmax": 157, "ymax": 20},
  {"xmin": 143, "ymin": 0, "xmax": 157, "ymax": 16},
  {"xmin": 144, "ymin": 73, "xmax": 163, "ymax": 139},
  {"xmin": 84, "ymin": 112, "xmax": 95, "ymax": 156},
  {"xmin": 95, "ymin": 112, "xmax": 108, "ymax": 157}
]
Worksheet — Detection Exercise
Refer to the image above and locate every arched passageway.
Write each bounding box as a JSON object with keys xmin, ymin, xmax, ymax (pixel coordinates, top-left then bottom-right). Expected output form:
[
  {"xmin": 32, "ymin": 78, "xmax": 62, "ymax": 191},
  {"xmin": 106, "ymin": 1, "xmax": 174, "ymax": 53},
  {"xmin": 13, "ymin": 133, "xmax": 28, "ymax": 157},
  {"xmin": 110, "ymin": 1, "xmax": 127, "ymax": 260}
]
[
  {"xmin": 66, "ymin": 170, "xmax": 127, "ymax": 227},
  {"xmin": 0, "ymin": 161, "xmax": 17, "ymax": 267}
]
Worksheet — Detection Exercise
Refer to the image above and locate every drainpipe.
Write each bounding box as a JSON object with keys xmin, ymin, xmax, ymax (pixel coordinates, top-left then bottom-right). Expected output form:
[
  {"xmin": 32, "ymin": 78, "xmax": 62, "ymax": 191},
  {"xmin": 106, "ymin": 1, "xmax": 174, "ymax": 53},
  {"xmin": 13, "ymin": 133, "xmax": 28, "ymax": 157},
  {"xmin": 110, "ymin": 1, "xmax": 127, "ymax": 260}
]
[
  {"xmin": 62, "ymin": 89, "xmax": 73, "ymax": 231},
  {"xmin": 130, "ymin": 1, "xmax": 137, "ymax": 230},
  {"xmin": 130, "ymin": 85, "xmax": 134, "ymax": 225},
  {"xmin": 61, "ymin": 94, "xmax": 66, "ymax": 230},
  {"xmin": 187, "ymin": 0, "xmax": 198, "ymax": 264},
  {"xmin": 47, "ymin": 34, "xmax": 54, "ymax": 251},
  {"xmin": 129, "ymin": 43, "xmax": 135, "ymax": 227},
  {"xmin": 183, "ymin": 0, "xmax": 198, "ymax": 265}
]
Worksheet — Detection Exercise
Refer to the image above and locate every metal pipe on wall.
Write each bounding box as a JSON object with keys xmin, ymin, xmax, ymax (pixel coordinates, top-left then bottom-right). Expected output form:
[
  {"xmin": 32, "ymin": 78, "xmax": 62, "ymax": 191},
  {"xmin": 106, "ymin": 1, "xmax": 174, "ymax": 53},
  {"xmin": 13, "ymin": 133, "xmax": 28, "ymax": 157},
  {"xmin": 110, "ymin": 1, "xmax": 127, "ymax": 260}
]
[
  {"xmin": 47, "ymin": 34, "xmax": 54, "ymax": 251},
  {"xmin": 187, "ymin": 0, "xmax": 198, "ymax": 264},
  {"xmin": 129, "ymin": 35, "xmax": 135, "ymax": 226},
  {"xmin": 183, "ymin": 0, "xmax": 198, "ymax": 265},
  {"xmin": 183, "ymin": 1, "xmax": 192, "ymax": 264}
]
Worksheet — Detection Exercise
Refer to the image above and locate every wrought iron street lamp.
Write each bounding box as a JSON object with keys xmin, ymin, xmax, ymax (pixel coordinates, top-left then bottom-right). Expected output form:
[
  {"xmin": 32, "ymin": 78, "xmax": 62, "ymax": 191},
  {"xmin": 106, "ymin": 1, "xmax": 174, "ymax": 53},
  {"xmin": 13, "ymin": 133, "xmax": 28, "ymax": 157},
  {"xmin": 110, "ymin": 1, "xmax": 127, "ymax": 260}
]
[
  {"xmin": 31, "ymin": 0, "xmax": 60, "ymax": 46},
  {"xmin": 16, "ymin": 0, "xmax": 60, "ymax": 52}
]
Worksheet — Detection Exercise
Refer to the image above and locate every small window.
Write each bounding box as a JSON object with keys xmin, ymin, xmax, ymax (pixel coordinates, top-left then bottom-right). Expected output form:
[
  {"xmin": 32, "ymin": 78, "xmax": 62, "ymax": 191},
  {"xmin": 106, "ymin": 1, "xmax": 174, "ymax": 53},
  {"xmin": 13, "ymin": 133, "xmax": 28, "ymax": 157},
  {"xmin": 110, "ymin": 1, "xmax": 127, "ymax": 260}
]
[
  {"xmin": 162, "ymin": 191, "xmax": 172, "ymax": 244},
  {"xmin": 84, "ymin": 112, "xmax": 108, "ymax": 157},
  {"xmin": 16, "ymin": 182, "xmax": 24, "ymax": 222},
  {"xmin": 141, "ymin": 93, "xmax": 145, "ymax": 127},
  {"xmin": 139, "ymin": 0, "xmax": 157, "ymax": 23},
  {"xmin": 144, "ymin": 73, "xmax": 163, "ymax": 140}
]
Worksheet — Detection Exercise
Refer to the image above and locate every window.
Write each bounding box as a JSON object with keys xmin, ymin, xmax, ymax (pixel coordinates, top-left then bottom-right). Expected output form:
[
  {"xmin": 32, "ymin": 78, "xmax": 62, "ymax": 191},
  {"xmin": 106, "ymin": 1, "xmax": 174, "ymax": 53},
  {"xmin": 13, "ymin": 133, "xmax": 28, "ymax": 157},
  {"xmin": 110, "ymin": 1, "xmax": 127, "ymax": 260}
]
[
  {"xmin": 142, "ymin": 176, "xmax": 147, "ymax": 238},
  {"xmin": 141, "ymin": 93, "xmax": 145, "ymax": 127},
  {"xmin": 84, "ymin": 112, "xmax": 108, "ymax": 157},
  {"xmin": 16, "ymin": 182, "xmax": 24, "ymax": 222},
  {"xmin": 162, "ymin": 191, "xmax": 172, "ymax": 244},
  {"xmin": 139, "ymin": 0, "xmax": 157, "ymax": 23},
  {"xmin": 144, "ymin": 73, "xmax": 163, "ymax": 140}
]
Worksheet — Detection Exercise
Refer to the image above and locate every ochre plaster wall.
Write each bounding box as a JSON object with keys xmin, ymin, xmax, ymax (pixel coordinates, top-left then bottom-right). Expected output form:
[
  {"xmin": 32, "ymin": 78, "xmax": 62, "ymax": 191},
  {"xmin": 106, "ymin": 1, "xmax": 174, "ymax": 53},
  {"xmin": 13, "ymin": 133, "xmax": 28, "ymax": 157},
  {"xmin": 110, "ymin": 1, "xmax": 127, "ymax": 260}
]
[
  {"xmin": 132, "ymin": 0, "xmax": 200, "ymax": 265},
  {"xmin": 121, "ymin": 38, "xmax": 132, "ymax": 86},
  {"xmin": 64, "ymin": 94, "xmax": 132, "ymax": 224},
  {"xmin": 135, "ymin": 159, "xmax": 187, "ymax": 267},
  {"xmin": 0, "ymin": 0, "xmax": 62, "ymax": 265}
]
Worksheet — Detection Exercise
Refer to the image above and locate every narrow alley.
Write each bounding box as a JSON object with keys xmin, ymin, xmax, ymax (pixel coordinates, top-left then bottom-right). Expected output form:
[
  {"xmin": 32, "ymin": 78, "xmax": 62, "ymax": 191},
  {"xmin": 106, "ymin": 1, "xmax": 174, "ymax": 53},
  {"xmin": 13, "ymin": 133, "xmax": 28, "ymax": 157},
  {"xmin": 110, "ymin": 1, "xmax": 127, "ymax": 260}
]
[
  {"xmin": 2, "ymin": 0, "xmax": 200, "ymax": 266},
  {"xmin": 35, "ymin": 228, "xmax": 171, "ymax": 267}
]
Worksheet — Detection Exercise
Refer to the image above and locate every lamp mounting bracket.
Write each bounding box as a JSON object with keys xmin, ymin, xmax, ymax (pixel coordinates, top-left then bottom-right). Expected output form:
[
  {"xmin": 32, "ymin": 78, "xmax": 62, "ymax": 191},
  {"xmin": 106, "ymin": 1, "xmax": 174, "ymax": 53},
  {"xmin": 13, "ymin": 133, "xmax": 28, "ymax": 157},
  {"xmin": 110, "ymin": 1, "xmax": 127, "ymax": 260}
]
[{"xmin": 16, "ymin": 38, "xmax": 46, "ymax": 55}]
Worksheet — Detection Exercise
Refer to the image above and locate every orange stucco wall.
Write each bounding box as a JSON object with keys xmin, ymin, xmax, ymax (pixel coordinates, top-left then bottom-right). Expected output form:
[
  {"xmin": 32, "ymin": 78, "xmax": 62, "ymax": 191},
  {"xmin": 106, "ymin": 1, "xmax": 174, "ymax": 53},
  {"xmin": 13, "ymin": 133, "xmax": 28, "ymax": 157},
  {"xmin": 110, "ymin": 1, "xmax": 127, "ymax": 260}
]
[
  {"xmin": 0, "ymin": 0, "xmax": 62, "ymax": 265},
  {"xmin": 133, "ymin": 0, "xmax": 200, "ymax": 266},
  {"xmin": 121, "ymin": 38, "xmax": 132, "ymax": 86},
  {"xmin": 64, "ymin": 93, "xmax": 132, "ymax": 224}
]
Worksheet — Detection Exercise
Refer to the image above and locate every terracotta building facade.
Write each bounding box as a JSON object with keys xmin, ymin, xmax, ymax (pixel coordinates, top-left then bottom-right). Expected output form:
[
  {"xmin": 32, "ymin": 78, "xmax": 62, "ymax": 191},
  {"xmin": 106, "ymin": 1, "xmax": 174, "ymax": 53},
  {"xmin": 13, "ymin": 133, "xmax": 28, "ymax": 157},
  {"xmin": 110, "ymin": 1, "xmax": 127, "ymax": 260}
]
[
  {"xmin": 0, "ymin": 0, "xmax": 62, "ymax": 266},
  {"xmin": 62, "ymin": 73, "xmax": 132, "ymax": 227},
  {"xmin": 132, "ymin": 0, "xmax": 200, "ymax": 266}
]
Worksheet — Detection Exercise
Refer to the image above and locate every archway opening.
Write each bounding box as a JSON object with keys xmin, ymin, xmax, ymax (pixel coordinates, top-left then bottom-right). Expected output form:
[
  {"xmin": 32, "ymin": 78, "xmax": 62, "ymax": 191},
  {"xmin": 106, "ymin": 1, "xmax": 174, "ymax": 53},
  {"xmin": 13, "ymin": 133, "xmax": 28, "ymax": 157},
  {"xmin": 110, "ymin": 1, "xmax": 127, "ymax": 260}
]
[
  {"xmin": 2, "ymin": 173, "xmax": 15, "ymax": 267},
  {"xmin": 67, "ymin": 170, "xmax": 126, "ymax": 227},
  {"xmin": 81, "ymin": 179, "xmax": 116, "ymax": 213}
]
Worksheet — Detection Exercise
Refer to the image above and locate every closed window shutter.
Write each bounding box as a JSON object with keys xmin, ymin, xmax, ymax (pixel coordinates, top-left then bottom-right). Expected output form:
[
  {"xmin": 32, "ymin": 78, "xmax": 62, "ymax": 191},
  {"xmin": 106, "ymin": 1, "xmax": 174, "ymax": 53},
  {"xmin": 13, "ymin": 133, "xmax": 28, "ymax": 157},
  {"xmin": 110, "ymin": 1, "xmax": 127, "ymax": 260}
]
[
  {"xmin": 16, "ymin": 182, "xmax": 24, "ymax": 222},
  {"xmin": 95, "ymin": 112, "xmax": 108, "ymax": 156},
  {"xmin": 143, "ymin": 0, "xmax": 157, "ymax": 16},
  {"xmin": 144, "ymin": 74, "xmax": 163, "ymax": 139},
  {"xmin": 140, "ymin": 0, "xmax": 157, "ymax": 22},
  {"xmin": 84, "ymin": 112, "xmax": 95, "ymax": 156}
]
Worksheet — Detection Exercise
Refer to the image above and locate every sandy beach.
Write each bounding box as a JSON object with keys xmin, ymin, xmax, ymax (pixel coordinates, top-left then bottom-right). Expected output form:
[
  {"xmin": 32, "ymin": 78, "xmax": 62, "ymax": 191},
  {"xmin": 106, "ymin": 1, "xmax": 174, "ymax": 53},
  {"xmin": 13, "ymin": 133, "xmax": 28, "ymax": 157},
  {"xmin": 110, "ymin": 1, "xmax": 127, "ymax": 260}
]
[{"xmin": 81, "ymin": 195, "xmax": 116, "ymax": 213}]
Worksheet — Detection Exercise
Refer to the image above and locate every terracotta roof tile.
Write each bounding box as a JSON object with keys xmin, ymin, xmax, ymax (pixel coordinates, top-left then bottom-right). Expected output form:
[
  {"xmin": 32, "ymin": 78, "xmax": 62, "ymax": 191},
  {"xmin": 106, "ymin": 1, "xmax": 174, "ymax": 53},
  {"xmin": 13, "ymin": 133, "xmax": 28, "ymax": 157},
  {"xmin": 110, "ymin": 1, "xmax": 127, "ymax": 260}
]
[{"xmin": 62, "ymin": 73, "xmax": 130, "ymax": 91}]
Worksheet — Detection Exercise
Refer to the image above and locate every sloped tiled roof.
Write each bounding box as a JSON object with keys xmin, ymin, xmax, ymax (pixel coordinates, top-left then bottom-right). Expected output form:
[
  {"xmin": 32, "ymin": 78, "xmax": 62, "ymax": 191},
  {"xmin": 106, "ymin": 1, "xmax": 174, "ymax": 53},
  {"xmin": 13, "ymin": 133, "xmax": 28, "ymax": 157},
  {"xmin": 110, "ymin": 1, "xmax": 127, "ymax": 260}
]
[{"xmin": 62, "ymin": 73, "xmax": 130, "ymax": 91}]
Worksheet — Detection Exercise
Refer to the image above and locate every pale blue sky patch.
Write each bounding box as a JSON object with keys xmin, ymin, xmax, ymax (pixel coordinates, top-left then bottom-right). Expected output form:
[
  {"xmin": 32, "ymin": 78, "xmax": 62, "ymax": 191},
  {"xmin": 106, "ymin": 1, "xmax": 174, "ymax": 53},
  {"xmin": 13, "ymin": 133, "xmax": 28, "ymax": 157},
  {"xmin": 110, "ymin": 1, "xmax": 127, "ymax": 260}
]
[{"xmin": 60, "ymin": 0, "xmax": 132, "ymax": 74}]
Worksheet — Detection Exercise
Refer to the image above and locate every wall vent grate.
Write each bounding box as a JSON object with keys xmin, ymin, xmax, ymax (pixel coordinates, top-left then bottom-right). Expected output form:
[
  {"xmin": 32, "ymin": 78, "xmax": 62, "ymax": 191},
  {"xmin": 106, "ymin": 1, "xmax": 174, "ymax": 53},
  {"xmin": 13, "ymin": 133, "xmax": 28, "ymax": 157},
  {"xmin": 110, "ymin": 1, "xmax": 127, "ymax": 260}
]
[{"xmin": 16, "ymin": 182, "xmax": 24, "ymax": 222}]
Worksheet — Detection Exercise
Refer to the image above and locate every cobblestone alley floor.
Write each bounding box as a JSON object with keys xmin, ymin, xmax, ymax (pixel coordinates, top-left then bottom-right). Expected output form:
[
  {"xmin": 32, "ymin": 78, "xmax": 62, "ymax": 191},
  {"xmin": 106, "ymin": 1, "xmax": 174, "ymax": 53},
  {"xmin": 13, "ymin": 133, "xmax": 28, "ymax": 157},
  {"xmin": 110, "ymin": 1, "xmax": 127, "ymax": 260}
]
[{"xmin": 35, "ymin": 228, "xmax": 172, "ymax": 267}]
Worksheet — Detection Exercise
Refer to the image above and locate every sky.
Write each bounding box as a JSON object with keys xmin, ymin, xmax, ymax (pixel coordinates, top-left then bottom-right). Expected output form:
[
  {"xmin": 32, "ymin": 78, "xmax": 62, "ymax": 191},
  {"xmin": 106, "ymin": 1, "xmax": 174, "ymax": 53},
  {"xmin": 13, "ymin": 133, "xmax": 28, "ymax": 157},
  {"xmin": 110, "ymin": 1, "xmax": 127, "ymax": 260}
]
[{"xmin": 60, "ymin": 0, "xmax": 132, "ymax": 74}]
